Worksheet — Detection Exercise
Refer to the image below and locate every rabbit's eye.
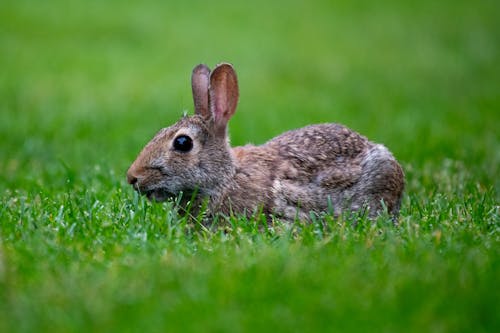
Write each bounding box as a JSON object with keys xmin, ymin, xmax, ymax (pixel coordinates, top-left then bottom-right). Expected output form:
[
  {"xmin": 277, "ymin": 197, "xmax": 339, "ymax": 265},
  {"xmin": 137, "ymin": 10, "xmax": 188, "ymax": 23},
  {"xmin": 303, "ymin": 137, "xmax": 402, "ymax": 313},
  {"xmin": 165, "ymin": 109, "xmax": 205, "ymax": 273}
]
[{"xmin": 173, "ymin": 135, "xmax": 193, "ymax": 152}]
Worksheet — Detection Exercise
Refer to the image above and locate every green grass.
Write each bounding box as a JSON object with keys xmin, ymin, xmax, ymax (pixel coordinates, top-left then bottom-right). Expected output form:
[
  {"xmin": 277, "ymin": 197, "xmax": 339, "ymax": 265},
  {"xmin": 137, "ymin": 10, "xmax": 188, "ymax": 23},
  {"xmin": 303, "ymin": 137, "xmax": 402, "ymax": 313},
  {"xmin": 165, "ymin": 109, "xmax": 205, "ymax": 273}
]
[{"xmin": 0, "ymin": 0, "xmax": 499, "ymax": 332}]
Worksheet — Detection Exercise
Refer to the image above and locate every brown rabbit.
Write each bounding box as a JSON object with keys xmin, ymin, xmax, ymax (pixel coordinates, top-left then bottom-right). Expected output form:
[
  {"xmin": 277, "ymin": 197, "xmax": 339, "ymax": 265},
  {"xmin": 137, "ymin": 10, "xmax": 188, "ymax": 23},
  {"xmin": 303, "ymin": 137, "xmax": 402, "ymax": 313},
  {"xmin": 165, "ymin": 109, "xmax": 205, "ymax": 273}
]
[{"xmin": 127, "ymin": 63, "xmax": 404, "ymax": 221}]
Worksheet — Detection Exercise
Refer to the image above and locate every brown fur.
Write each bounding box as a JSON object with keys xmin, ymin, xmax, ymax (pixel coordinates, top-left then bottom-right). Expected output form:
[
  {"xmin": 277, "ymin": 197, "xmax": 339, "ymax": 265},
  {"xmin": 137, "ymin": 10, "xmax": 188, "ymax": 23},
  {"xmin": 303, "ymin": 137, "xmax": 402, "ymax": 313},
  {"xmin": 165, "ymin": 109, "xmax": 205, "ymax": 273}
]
[{"xmin": 127, "ymin": 63, "xmax": 405, "ymax": 221}]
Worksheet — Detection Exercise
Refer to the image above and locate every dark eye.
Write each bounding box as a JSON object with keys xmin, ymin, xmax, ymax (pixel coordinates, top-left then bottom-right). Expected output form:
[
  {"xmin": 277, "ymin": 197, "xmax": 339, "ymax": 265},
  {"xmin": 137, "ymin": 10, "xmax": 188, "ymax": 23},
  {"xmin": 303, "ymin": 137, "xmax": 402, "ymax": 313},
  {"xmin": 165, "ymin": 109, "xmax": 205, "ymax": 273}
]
[{"xmin": 173, "ymin": 135, "xmax": 193, "ymax": 152}]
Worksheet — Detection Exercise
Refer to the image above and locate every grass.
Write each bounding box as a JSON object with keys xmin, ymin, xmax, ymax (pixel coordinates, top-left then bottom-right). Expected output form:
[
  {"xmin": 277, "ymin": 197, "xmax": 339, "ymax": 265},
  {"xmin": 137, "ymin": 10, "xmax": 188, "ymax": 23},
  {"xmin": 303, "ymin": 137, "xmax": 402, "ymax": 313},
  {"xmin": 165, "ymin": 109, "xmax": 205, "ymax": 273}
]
[{"xmin": 0, "ymin": 0, "xmax": 499, "ymax": 332}]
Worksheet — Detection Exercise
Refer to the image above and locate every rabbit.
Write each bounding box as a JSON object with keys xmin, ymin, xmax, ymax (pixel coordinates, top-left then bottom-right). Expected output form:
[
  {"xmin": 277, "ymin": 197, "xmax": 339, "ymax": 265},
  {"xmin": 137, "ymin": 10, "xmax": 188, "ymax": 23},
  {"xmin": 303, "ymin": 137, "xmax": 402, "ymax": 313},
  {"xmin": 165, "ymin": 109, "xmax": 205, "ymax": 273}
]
[{"xmin": 127, "ymin": 63, "xmax": 405, "ymax": 222}]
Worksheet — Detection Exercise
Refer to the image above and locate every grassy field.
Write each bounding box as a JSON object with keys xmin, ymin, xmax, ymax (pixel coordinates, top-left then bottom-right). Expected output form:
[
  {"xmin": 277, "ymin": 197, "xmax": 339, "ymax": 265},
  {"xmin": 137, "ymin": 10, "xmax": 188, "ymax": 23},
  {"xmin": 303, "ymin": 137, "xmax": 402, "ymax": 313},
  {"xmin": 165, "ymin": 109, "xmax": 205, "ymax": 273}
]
[{"xmin": 0, "ymin": 0, "xmax": 499, "ymax": 332}]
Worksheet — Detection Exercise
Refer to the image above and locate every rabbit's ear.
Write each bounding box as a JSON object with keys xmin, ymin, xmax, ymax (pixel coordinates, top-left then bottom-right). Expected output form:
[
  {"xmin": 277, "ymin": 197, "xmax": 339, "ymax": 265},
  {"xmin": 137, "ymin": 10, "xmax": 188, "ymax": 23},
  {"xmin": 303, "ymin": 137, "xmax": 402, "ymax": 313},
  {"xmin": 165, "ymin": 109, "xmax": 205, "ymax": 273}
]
[
  {"xmin": 192, "ymin": 64, "xmax": 211, "ymax": 118},
  {"xmin": 209, "ymin": 63, "xmax": 239, "ymax": 135}
]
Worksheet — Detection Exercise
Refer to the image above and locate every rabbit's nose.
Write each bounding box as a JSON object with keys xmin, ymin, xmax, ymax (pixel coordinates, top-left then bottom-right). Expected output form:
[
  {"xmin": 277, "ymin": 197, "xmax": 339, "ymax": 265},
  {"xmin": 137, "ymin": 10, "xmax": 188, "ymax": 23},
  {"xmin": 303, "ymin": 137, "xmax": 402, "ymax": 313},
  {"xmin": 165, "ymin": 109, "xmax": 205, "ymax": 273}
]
[{"xmin": 127, "ymin": 172, "xmax": 138, "ymax": 185}]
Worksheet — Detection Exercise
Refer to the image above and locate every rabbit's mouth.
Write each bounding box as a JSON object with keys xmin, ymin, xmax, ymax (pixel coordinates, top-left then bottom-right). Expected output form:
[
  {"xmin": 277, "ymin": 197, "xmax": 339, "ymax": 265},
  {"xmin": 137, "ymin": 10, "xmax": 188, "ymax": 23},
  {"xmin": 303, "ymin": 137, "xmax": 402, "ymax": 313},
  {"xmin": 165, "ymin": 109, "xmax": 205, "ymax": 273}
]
[
  {"xmin": 144, "ymin": 188, "xmax": 175, "ymax": 202},
  {"xmin": 140, "ymin": 186, "xmax": 199, "ymax": 204}
]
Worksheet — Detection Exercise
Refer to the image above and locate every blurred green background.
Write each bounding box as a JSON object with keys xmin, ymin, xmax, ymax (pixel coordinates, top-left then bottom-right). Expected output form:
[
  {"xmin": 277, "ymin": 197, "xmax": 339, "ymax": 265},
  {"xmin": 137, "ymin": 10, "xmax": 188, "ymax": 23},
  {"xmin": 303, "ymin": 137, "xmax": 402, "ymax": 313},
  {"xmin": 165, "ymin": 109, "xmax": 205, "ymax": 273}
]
[{"xmin": 0, "ymin": 0, "xmax": 499, "ymax": 332}]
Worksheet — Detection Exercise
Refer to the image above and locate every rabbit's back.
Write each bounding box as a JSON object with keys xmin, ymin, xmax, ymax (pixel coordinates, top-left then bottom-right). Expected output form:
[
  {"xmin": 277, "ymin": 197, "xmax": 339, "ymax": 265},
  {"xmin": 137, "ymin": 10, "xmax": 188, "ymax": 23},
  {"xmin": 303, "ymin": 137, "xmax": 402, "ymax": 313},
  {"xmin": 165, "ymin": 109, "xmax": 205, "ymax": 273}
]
[{"xmin": 268, "ymin": 123, "xmax": 370, "ymax": 176}]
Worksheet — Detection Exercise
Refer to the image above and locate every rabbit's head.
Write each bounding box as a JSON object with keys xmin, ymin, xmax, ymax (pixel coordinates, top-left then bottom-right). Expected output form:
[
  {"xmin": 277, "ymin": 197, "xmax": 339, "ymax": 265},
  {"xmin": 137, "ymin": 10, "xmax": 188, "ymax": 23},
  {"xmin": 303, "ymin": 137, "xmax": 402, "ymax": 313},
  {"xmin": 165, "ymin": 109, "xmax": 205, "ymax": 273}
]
[{"xmin": 127, "ymin": 63, "xmax": 239, "ymax": 201}]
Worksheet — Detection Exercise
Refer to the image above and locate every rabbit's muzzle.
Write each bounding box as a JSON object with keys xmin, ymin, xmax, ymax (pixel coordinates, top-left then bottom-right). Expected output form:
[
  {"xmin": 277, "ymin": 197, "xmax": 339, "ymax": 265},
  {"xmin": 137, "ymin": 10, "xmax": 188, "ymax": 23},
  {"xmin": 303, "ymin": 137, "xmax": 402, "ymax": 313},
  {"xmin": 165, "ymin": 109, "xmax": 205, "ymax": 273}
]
[{"xmin": 127, "ymin": 169, "xmax": 174, "ymax": 202}]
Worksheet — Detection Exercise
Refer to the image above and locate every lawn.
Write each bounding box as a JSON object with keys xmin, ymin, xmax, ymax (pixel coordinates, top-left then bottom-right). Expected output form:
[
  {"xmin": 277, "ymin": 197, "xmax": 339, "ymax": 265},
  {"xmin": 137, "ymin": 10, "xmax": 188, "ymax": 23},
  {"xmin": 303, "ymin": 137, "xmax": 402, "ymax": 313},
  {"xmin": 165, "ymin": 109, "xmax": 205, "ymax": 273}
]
[{"xmin": 0, "ymin": 0, "xmax": 498, "ymax": 332}]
